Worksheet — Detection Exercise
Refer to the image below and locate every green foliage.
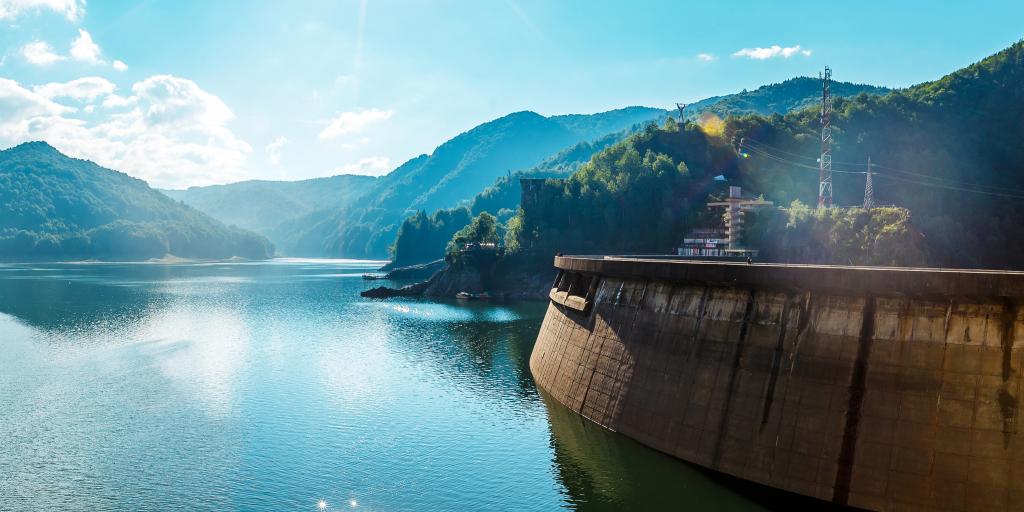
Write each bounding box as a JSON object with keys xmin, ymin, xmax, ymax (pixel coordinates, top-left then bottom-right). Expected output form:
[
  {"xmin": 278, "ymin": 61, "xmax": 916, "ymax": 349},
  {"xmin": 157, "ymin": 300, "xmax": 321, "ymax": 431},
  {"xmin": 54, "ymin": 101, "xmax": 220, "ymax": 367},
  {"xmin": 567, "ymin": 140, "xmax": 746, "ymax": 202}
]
[
  {"xmin": 389, "ymin": 207, "xmax": 473, "ymax": 267},
  {"xmin": 744, "ymin": 203, "xmax": 928, "ymax": 266},
  {"xmin": 445, "ymin": 212, "xmax": 500, "ymax": 258},
  {"xmin": 287, "ymin": 108, "xmax": 666, "ymax": 259},
  {"xmin": 0, "ymin": 142, "xmax": 274, "ymax": 261},
  {"xmin": 466, "ymin": 79, "xmax": 889, "ymax": 222},
  {"xmin": 725, "ymin": 40, "xmax": 1024, "ymax": 268},
  {"xmin": 685, "ymin": 76, "xmax": 890, "ymax": 120},
  {"xmin": 507, "ymin": 122, "xmax": 737, "ymax": 256},
  {"xmin": 503, "ymin": 208, "xmax": 524, "ymax": 254}
]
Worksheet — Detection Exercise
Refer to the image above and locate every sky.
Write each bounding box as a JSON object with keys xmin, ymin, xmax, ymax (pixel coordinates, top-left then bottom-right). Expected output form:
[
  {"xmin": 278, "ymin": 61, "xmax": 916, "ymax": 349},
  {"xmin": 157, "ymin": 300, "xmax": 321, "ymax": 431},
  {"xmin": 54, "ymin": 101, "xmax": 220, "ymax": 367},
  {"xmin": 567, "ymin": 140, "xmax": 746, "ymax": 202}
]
[{"xmin": 1, "ymin": 0, "xmax": 1022, "ymax": 189}]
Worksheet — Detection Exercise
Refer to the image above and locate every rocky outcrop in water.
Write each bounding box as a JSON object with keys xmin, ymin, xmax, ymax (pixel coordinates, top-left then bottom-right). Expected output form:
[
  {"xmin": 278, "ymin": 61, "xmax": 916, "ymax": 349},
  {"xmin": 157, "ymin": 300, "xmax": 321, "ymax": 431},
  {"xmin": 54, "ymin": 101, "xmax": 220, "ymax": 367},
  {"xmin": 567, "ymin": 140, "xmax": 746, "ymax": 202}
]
[
  {"xmin": 382, "ymin": 259, "xmax": 445, "ymax": 280},
  {"xmin": 360, "ymin": 257, "xmax": 553, "ymax": 300}
]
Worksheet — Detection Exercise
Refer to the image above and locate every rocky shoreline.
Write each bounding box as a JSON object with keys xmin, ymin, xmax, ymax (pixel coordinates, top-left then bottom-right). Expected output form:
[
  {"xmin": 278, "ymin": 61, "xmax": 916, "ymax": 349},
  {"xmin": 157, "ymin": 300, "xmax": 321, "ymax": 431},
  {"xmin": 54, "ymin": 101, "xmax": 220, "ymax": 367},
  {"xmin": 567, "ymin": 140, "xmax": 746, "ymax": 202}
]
[{"xmin": 361, "ymin": 259, "xmax": 553, "ymax": 301}]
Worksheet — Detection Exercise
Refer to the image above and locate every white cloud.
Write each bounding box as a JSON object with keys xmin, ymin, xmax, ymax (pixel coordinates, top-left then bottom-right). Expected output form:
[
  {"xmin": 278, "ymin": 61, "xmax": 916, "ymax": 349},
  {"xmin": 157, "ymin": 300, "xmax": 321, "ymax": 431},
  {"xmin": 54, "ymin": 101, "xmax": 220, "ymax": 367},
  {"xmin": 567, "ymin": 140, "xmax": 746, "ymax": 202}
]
[
  {"xmin": 112, "ymin": 60, "xmax": 128, "ymax": 72},
  {"xmin": 0, "ymin": 75, "xmax": 252, "ymax": 188},
  {"xmin": 131, "ymin": 75, "xmax": 234, "ymax": 130},
  {"xmin": 318, "ymin": 108, "xmax": 392, "ymax": 140},
  {"xmin": 333, "ymin": 156, "xmax": 391, "ymax": 176},
  {"xmin": 732, "ymin": 45, "xmax": 812, "ymax": 60},
  {"xmin": 696, "ymin": 53, "xmax": 717, "ymax": 62},
  {"xmin": 70, "ymin": 28, "xmax": 102, "ymax": 63},
  {"xmin": 265, "ymin": 136, "xmax": 287, "ymax": 165},
  {"xmin": 0, "ymin": 77, "xmax": 73, "ymax": 121},
  {"xmin": 0, "ymin": 0, "xmax": 84, "ymax": 21},
  {"xmin": 102, "ymin": 93, "xmax": 135, "ymax": 108},
  {"xmin": 22, "ymin": 40, "xmax": 65, "ymax": 65},
  {"xmin": 34, "ymin": 77, "xmax": 116, "ymax": 101}
]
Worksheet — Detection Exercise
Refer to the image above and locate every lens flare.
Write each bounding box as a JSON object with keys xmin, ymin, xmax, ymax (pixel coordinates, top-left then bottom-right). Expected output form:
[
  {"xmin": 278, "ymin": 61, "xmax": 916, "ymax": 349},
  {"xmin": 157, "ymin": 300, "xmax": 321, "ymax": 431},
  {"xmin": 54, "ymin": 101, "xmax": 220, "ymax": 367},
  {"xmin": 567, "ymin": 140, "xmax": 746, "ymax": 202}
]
[{"xmin": 696, "ymin": 112, "xmax": 725, "ymax": 138}]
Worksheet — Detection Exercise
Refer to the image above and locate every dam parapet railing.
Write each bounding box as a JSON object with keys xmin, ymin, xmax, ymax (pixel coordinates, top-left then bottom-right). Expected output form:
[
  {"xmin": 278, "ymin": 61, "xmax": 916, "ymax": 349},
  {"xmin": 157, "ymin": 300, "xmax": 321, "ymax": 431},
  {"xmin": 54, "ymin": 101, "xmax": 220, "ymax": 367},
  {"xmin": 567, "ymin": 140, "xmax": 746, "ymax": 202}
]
[{"xmin": 531, "ymin": 256, "xmax": 1024, "ymax": 511}]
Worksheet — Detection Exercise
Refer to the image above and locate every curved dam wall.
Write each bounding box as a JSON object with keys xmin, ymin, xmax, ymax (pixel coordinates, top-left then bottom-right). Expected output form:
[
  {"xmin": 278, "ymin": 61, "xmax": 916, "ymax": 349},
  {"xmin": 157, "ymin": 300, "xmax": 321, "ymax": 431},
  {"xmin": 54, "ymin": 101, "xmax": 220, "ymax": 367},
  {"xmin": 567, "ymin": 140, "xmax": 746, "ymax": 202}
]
[{"xmin": 529, "ymin": 256, "xmax": 1024, "ymax": 511}]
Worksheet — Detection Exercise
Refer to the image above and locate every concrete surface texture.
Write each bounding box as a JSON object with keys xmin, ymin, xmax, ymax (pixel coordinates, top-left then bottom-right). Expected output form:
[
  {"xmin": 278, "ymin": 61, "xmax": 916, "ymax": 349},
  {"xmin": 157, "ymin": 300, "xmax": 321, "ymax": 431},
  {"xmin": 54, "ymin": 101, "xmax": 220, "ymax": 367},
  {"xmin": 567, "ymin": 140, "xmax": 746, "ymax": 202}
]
[{"xmin": 529, "ymin": 257, "xmax": 1024, "ymax": 511}]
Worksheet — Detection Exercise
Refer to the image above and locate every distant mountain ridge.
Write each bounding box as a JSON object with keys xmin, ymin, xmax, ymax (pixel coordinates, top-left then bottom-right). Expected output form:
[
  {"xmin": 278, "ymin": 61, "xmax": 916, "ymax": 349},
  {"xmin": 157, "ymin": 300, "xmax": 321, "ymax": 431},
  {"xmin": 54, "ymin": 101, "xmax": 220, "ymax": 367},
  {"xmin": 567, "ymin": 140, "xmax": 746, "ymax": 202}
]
[
  {"xmin": 165, "ymin": 79, "xmax": 890, "ymax": 261},
  {"xmin": 459, "ymin": 78, "xmax": 890, "ymax": 221},
  {"xmin": 0, "ymin": 142, "xmax": 273, "ymax": 261},
  {"xmin": 284, "ymin": 106, "xmax": 667, "ymax": 258},
  {"xmin": 685, "ymin": 76, "xmax": 891, "ymax": 119},
  {"xmin": 161, "ymin": 174, "xmax": 376, "ymax": 251}
]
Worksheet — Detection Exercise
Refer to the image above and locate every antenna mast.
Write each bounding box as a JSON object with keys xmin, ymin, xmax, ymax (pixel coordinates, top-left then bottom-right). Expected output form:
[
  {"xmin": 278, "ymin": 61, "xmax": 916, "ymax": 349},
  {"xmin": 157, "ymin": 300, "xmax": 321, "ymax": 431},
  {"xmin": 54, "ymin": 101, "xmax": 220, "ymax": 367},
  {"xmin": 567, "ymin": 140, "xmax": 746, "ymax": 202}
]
[
  {"xmin": 818, "ymin": 66, "xmax": 833, "ymax": 208},
  {"xmin": 863, "ymin": 156, "xmax": 874, "ymax": 209}
]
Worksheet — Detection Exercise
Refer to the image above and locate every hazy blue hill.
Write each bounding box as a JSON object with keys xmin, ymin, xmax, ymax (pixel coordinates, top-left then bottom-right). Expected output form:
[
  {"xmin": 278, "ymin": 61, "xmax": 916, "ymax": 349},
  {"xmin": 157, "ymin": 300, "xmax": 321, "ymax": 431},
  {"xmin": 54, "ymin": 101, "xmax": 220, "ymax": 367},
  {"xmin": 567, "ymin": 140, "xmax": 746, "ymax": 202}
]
[
  {"xmin": 280, "ymin": 154, "xmax": 430, "ymax": 257},
  {"xmin": 0, "ymin": 142, "xmax": 274, "ymax": 261},
  {"xmin": 161, "ymin": 174, "xmax": 376, "ymax": 251},
  {"xmin": 549, "ymin": 106, "xmax": 667, "ymax": 141},
  {"xmin": 288, "ymin": 107, "xmax": 667, "ymax": 258}
]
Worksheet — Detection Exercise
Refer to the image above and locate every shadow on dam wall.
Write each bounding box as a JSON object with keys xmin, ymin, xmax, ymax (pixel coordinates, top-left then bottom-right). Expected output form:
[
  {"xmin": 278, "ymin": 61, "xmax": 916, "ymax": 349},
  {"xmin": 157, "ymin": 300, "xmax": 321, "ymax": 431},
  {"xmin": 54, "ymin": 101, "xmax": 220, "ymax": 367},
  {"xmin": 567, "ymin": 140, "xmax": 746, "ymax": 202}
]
[
  {"xmin": 541, "ymin": 390, "xmax": 849, "ymax": 511},
  {"xmin": 530, "ymin": 257, "xmax": 1024, "ymax": 512}
]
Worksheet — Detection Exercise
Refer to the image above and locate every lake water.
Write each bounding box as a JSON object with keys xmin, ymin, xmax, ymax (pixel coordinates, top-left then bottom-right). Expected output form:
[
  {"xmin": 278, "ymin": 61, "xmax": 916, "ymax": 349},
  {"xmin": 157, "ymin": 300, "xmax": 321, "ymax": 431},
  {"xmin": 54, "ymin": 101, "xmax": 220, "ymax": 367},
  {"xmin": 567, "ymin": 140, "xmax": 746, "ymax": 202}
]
[{"xmin": 0, "ymin": 260, "xmax": 800, "ymax": 511}]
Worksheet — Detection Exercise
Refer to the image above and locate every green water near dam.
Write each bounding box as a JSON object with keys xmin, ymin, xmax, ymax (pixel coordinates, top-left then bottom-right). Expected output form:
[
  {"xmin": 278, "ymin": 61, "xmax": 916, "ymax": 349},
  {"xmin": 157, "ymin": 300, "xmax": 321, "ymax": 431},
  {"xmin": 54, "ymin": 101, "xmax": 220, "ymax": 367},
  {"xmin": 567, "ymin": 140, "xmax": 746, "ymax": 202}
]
[{"xmin": 0, "ymin": 260, "xmax": 805, "ymax": 510}]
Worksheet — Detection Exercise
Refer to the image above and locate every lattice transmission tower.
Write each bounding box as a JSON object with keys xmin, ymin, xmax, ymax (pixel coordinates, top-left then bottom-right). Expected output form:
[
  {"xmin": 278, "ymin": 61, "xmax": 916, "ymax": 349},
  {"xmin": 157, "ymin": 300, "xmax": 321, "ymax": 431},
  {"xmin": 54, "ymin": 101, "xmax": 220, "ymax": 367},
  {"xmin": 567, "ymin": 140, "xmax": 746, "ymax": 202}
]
[
  {"xmin": 863, "ymin": 156, "xmax": 875, "ymax": 209},
  {"xmin": 818, "ymin": 66, "xmax": 833, "ymax": 208},
  {"xmin": 675, "ymin": 103, "xmax": 687, "ymax": 125}
]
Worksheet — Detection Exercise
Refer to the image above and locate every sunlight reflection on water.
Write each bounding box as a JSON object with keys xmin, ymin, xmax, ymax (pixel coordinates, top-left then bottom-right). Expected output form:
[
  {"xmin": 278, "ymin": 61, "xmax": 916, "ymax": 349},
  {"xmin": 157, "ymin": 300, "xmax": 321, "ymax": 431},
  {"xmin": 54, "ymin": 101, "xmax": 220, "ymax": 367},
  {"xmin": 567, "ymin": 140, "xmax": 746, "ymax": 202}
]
[{"xmin": 0, "ymin": 261, "xmax": 784, "ymax": 511}]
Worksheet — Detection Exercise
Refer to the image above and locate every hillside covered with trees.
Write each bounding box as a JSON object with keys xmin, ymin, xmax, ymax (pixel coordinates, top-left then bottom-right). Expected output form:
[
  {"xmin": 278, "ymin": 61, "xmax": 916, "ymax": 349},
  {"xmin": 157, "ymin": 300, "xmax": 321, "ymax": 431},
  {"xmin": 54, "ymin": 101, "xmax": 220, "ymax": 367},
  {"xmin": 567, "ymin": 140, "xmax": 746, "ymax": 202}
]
[
  {"xmin": 161, "ymin": 174, "xmax": 376, "ymax": 251},
  {"xmin": 491, "ymin": 41, "xmax": 1024, "ymax": 270},
  {"xmin": 725, "ymin": 40, "xmax": 1024, "ymax": 268},
  {"xmin": 388, "ymin": 78, "xmax": 890, "ymax": 267},
  {"xmin": 0, "ymin": 142, "xmax": 274, "ymax": 261},
  {"xmin": 685, "ymin": 77, "xmax": 890, "ymax": 121},
  {"xmin": 285, "ymin": 107, "xmax": 665, "ymax": 258}
]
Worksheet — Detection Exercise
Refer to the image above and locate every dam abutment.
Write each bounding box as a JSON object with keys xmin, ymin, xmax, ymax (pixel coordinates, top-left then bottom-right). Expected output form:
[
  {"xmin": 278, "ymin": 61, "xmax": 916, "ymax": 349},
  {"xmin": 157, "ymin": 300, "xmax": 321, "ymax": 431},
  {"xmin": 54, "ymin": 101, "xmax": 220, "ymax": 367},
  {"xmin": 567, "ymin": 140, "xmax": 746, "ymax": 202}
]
[{"xmin": 530, "ymin": 257, "xmax": 1024, "ymax": 511}]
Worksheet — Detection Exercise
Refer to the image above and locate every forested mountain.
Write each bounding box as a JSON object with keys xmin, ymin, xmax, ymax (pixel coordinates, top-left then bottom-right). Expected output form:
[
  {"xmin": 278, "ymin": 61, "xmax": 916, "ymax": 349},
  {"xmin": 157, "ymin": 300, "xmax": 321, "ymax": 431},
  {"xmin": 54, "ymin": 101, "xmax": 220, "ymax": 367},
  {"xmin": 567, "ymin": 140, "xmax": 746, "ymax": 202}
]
[
  {"xmin": 685, "ymin": 77, "xmax": 890, "ymax": 120},
  {"xmin": 161, "ymin": 174, "xmax": 376, "ymax": 251},
  {"xmin": 726, "ymin": 40, "xmax": 1024, "ymax": 268},
  {"xmin": 466, "ymin": 78, "xmax": 889, "ymax": 222},
  {"xmin": 285, "ymin": 107, "xmax": 665, "ymax": 258},
  {"xmin": 388, "ymin": 77, "xmax": 891, "ymax": 267},
  {"xmin": 0, "ymin": 142, "xmax": 274, "ymax": 261},
  {"xmin": 506, "ymin": 41, "xmax": 1024, "ymax": 269}
]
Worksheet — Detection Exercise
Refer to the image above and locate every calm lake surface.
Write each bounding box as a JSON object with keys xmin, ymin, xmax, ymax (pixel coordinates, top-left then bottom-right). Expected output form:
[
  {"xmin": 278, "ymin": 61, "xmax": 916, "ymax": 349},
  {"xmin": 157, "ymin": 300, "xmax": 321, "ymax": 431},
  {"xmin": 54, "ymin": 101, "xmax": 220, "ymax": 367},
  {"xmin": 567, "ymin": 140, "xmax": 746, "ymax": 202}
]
[{"xmin": 0, "ymin": 260, "xmax": 793, "ymax": 511}]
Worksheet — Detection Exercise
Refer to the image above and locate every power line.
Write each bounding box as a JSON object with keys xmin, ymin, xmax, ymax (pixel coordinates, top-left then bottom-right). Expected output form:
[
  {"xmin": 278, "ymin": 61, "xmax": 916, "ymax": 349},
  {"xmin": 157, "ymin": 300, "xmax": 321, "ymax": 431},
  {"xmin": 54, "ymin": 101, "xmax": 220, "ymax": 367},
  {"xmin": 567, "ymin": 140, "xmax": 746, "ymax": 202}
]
[
  {"xmin": 740, "ymin": 143, "xmax": 867, "ymax": 174},
  {"xmin": 743, "ymin": 134, "xmax": 1024, "ymax": 193},
  {"xmin": 737, "ymin": 141, "xmax": 1024, "ymax": 200},
  {"xmin": 742, "ymin": 137, "xmax": 871, "ymax": 168},
  {"xmin": 874, "ymin": 173, "xmax": 1024, "ymax": 201}
]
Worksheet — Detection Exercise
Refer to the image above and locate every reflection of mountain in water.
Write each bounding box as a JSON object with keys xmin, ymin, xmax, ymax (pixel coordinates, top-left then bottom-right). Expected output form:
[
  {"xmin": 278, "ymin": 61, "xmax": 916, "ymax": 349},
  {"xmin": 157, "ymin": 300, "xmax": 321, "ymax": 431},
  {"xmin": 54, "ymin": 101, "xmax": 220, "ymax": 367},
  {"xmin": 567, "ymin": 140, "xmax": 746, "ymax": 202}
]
[
  {"xmin": 543, "ymin": 392, "xmax": 839, "ymax": 511},
  {"xmin": 0, "ymin": 265, "xmax": 166, "ymax": 332}
]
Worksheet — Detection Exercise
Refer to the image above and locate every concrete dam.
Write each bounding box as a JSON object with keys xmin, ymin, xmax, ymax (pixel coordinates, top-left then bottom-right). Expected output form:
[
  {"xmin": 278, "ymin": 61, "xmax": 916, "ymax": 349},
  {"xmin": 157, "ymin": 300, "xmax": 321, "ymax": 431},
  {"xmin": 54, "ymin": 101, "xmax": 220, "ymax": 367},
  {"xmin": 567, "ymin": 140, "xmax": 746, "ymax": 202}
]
[{"xmin": 529, "ymin": 256, "xmax": 1024, "ymax": 511}]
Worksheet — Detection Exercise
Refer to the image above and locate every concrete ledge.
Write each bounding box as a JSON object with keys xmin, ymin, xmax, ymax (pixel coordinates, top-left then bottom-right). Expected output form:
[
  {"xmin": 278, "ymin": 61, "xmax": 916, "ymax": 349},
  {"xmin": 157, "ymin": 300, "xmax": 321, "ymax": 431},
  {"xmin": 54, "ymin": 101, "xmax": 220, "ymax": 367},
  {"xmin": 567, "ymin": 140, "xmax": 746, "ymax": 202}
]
[
  {"xmin": 554, "ymin": 256, "xmax": 1024, "ymax": 299},
  {"xmin": 549, "ymin": 288, "xmax": 589, "ymax": 312}
]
